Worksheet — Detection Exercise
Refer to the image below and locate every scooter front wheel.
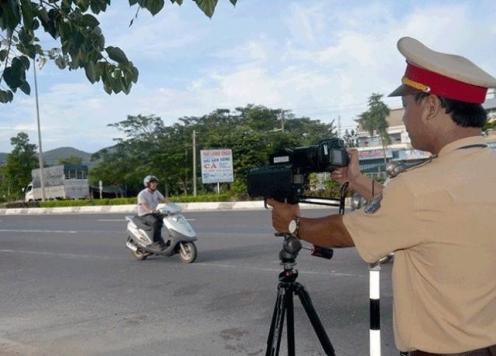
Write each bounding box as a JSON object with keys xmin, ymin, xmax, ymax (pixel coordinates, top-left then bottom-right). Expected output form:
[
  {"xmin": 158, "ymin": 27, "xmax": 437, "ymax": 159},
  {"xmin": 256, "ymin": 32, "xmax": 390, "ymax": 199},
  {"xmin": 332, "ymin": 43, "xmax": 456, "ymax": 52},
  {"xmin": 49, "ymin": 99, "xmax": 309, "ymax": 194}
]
[{"xmin": 178, "ymin": 242, "xmax": 197, "ymax": 263}]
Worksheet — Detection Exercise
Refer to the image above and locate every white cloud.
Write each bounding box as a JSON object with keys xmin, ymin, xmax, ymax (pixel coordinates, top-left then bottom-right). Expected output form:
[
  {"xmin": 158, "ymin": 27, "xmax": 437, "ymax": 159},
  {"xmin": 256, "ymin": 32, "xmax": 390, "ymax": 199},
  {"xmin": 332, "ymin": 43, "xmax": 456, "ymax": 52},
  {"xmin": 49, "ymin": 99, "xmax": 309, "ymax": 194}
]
[{"xmin": 2, "ymin": 0, "xmax": 496, "ymax": 153}]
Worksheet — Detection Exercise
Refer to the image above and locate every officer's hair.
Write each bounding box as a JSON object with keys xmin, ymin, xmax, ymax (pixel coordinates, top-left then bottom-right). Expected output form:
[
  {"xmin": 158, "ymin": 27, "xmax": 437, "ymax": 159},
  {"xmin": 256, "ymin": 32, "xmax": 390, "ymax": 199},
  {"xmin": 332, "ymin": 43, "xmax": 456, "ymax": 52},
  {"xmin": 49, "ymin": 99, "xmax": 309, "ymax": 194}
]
[{"xmin": 413, "ymin": 92, "xmax": 487, "ymax": 128}]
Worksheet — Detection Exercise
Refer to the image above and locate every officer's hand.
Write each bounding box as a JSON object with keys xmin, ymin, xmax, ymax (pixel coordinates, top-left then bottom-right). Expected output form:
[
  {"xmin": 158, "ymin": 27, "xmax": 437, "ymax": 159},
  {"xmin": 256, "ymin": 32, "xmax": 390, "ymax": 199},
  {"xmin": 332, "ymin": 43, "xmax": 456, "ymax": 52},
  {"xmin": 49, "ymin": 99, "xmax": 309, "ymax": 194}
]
[
  {"xmin": 267, "ymin": 198, "xmax": 301, "ymax": 234},
  {"xmin": 331, "ymin": 149, "xmax": 361, "ymax": 186}
]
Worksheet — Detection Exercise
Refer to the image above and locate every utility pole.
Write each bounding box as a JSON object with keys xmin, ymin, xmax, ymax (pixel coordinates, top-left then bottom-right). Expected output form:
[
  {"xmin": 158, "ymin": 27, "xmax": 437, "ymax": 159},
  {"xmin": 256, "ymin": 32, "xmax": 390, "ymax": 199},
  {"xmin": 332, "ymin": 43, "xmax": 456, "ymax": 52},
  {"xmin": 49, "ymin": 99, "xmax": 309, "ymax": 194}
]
[
  {"xmin": 33, "ymin": 58, "xmax": 46, "ymax": 202},
  {"xmin": 279, "ymin": 109, "xmax": 288, "ymax": 132},
  {"xmin": 192, "ymin": 130, "xmax": 197, "ymax": 196},
  {"xmin": 337, "ymin": 115, "xmax": 341, "ymax": 138}
]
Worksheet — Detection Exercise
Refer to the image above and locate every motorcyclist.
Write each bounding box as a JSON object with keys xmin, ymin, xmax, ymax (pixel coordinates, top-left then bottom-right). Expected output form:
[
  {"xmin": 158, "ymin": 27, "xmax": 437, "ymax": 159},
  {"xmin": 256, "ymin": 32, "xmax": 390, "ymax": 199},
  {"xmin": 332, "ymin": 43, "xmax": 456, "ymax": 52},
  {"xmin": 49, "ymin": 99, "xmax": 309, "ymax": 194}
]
[{"xmin": 137, "ymin": 175, "xmax": 170, "ymax": 250}]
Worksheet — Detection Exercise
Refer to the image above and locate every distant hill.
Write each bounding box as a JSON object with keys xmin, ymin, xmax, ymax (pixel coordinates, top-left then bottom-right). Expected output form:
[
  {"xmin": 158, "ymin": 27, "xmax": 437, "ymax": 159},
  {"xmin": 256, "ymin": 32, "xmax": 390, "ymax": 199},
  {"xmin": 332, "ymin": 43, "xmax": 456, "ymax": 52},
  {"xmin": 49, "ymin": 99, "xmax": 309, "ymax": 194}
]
[
  {"xmin": 41, "ymin": 147, "xmax": 94, "ymax": 167},
  {"xmin": 0, "ymin": 147, "xmax": 97, "ymax": 167}
]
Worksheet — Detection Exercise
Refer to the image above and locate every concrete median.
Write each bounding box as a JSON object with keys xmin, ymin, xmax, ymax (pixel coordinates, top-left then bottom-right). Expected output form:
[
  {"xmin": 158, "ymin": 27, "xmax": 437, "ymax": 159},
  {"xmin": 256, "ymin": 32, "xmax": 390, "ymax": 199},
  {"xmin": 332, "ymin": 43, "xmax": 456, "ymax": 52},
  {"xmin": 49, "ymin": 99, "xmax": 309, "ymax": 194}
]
[{"xmin": 0, "ymin": 199, "xmax": 350, "ymax": 215}]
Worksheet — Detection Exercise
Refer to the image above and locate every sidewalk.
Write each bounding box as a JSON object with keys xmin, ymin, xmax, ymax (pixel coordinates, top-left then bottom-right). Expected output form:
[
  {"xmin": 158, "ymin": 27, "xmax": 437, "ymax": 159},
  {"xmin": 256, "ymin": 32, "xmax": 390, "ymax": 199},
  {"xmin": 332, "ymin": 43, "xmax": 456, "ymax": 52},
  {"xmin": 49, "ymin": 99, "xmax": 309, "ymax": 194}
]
[{"xmin": 0, "ymin": 199, "xmax": 350, "ymax": 215}]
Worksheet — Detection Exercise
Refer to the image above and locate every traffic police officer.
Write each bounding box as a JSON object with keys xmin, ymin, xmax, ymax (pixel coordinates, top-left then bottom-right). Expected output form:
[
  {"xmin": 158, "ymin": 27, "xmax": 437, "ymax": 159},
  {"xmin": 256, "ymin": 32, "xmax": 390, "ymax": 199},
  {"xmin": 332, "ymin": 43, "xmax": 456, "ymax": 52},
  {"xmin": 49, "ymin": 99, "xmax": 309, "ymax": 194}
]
[{"xmin": 269, "ymin": 37, "xmax": 496, "ymax": 355}]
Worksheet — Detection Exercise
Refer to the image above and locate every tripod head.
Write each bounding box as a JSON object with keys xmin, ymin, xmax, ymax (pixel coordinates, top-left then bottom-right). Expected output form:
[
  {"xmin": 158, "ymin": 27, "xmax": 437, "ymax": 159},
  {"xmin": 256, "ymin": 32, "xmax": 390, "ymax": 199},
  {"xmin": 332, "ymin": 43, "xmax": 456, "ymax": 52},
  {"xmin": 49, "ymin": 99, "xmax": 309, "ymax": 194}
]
[
  {"xmin": 275, "ymin": 234, "xmax": 301, "ymax": 283},
  {"xmin": 279, "ymin": 234, "xmax": 302, "ymax": 262}
]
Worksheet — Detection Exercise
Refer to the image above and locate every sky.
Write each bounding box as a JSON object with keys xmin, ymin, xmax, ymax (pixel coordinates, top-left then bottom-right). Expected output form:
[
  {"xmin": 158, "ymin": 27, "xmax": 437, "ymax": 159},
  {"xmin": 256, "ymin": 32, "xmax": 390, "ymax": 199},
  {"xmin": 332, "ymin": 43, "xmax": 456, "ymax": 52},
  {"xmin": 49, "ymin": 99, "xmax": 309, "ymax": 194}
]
[{"xmin": 2, "ymin": 0, "xmax": 496, "ymax": 154}]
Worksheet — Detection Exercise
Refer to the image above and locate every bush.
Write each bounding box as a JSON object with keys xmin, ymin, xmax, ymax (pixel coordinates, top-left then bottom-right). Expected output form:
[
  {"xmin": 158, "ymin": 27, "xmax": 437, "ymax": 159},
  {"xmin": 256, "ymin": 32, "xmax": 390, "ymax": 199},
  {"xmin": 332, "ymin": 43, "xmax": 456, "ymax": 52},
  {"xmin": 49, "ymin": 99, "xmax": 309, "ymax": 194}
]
[
  {"xmin": 2, "ymin": 200, "xmax": 39, "ymax": 208},
  {"xmin": 30, "ymin": 194, "xmax": 239, "ymax": 208}
]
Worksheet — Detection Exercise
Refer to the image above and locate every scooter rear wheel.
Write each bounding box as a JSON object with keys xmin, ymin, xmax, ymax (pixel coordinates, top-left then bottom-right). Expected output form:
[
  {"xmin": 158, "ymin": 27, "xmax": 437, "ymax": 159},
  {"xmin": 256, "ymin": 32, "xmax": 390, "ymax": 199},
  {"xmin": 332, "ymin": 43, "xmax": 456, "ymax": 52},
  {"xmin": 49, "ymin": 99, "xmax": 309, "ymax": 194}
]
[
  {"xmin": 132, "ymin": 248, "xmax": 150, "ymax": 261},
  {"xmin": 178, "ymin": 242, "xmax": 197, "ymax": 263}
]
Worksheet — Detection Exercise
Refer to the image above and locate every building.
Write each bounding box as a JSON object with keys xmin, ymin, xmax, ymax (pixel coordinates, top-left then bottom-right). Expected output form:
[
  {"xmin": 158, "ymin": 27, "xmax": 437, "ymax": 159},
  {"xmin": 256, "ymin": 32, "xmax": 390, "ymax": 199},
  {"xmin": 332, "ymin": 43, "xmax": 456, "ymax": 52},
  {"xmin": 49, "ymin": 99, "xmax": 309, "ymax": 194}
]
[
  {"xmin": 483, "ymin": 89, "xmax": 496, "ymax": 119},
  {"xmin": 354, "ymin": 92, "xmax": 496, "ymax": 180}
]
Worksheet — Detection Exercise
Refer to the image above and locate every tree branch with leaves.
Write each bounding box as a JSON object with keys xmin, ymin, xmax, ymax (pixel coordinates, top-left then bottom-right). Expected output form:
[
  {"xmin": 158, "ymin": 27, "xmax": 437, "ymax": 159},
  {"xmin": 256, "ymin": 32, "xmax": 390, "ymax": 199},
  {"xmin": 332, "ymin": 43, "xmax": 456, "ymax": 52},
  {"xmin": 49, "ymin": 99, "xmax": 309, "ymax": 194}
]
[{"xmin": 0, "ymin": 0, "xmax": 237, "ymax": 103}]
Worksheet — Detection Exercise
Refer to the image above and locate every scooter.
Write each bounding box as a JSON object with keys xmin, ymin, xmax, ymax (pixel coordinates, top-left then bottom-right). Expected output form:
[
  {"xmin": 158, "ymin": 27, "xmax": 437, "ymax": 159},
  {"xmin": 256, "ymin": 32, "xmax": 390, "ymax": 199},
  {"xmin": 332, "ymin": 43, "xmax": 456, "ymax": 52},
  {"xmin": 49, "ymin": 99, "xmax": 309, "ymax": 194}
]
[{"xmin": 125, "ymin": 203, "xmax": 198, "ymax": 263}]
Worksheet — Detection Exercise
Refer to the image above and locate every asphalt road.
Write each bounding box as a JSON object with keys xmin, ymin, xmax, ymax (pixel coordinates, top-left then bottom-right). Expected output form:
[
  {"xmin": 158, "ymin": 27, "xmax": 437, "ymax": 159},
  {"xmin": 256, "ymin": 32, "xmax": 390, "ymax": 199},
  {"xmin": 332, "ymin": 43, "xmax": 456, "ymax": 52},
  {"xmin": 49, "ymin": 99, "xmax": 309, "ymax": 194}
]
[{"xmin": 0, "ymin": 209, "xmax": 397, "ymax": 356}]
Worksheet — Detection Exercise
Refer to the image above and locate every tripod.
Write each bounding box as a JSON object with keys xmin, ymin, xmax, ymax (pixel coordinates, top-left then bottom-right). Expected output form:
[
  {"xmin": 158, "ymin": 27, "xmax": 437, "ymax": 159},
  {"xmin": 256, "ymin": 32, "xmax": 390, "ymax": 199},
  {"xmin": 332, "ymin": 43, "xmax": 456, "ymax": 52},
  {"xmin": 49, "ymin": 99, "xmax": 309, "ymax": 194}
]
[{"xmin": 265, "ymin": 235, "xmax": 335, "ymax": 356}]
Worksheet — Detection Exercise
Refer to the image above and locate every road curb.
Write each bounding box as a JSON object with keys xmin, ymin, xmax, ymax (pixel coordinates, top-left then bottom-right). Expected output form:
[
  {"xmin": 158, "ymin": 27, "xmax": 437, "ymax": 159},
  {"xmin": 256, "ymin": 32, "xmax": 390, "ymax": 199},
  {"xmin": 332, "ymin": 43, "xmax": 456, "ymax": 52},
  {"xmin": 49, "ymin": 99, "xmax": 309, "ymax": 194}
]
[{"xmin": 0, "ymin": 199, "xmax": 350, "ymax": 215}]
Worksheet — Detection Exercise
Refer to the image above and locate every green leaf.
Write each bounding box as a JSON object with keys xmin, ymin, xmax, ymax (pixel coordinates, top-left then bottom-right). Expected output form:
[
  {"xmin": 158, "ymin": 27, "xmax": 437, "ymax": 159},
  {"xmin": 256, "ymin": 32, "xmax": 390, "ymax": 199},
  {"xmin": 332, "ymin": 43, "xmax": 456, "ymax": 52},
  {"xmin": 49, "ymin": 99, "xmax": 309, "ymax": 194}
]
[
  {"xmin": 38, "ymin": 8, "xmax": 49, "ymax": 23},
  {"xmin": 6, "ymin": 0, "xmax": 22, "ymax": 27},
  {"xmin": 32, "ymin": 18, "xmax": 40, "ymax": 30},
  {"xmin": 23, "ymin": 43, "xmax": 37, "ymax": 58},
  {"xmin": 194, "ymin": 0, "xmax": 219, "ymax": 18},
  {"xmin": 72, "ymin": 32, "xmax": 85, "ymax": 52},
  {"xmin": 146, "ymin": 0, "xmax": 165, "ymax": 16},
  {"xmin": 106, "ymin": 46, "xmax": 129, "ymax": 64},
  {"xmin": 90, "ymin": 0, "xmax": 108, "ymax": 14},
  {"xmin": 19, "ymin": 55, "xmax": 30, "ymax": 70},
  {"xmin": 38, "ymin": 10, "xmax": 57, "ymax": 39},
  {"xmin": 120, "ymin": 75, "xmax": 130, "ymax": 94},
  {"xmin": 0, "ymin": 49, "xmax": 8, "ymax": 61},
  {"xmin": 18, "ymin": 80, "xmax": 31, "ymax": 95},
  {"xmin": 3, "ymin": 66, "xmax": 22, "ymax": 90},
  {"xmin": 81, "ymin": 14, "xmax": 100, "ymax": 27},
  {"xmin": 0, "ymin": 89, "xmax": 14, "ymax": 103},
  {"xmin": 229, "ymin": 0, "xmax": 237, "ymax": 5},
  {"xmin": 20, "ymin": 0, "xmax": 35, "ymax": 33},
  {"xmin": 76, "ymin": 0, "xmax": 90, "ymax": 12},
  {"xmin": 131, "ymin": 66, "xmax": 139, "ymax": 82},
  {"xmin": 59, "ymin": 21, "xmax": 72, "ymax": 39},
  {"xmin": 84, "ymin": 60, "xmax": 101, "ymax": 83}
]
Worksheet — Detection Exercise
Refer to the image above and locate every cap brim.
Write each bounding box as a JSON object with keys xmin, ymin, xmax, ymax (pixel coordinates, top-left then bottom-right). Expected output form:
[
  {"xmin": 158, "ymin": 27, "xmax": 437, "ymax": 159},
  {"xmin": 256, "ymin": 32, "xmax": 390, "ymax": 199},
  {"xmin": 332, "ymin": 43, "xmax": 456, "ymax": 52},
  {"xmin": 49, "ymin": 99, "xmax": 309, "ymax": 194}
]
[{"xmin": 388, "ymin": 84, "xmax": 421, "ymax": 97}]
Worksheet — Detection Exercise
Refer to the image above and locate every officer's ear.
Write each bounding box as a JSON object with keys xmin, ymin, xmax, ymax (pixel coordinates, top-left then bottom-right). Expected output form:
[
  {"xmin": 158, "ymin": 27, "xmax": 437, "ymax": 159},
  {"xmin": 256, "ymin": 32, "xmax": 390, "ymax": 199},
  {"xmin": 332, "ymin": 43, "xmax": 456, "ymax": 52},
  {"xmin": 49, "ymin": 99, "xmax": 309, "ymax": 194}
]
[{"xmin": 424, "ymin": 94, "xmax": 443, "ymax": 120}]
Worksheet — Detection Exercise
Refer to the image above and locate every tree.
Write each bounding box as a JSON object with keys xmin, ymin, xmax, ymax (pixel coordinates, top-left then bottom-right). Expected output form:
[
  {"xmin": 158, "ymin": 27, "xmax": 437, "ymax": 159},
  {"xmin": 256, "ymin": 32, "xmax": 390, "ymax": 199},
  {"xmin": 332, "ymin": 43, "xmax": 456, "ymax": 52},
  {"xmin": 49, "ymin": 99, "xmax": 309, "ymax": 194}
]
[
  {"xmin": 0, "ymin": 0, "xmax": 237, "ymax": 103},
  {"xmin": 342, "ymin": 127, "xmax": 359, "ymax": 148},
  {"xmin": 358, "ymin": 93, "xmax": 390, "ymax": 162},
  {"xmin": 88, "ymin": 105, "xmax": 340, "ymax": 198},
  {"xmin": 3, "ymin": 132, "xmax": 38, "ymax": 199},
  {"xmin": 483, "ymin": 117, "xmax": 496, "ymax": 134},
  {"xmin": 58, "ymin": 155, "xmax": 83, "ymax": 165}
]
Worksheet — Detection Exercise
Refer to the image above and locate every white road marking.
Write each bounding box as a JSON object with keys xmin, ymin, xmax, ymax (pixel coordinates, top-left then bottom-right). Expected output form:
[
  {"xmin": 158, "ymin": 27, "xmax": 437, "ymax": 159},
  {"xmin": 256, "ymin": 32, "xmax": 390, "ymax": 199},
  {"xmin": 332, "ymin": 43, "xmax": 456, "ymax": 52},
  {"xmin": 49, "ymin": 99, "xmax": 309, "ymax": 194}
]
[
  {"xmin": 0, "ymin": 249, "xmax": 117, "ymax": 260},
  {"xmin": 0, "ymin": 229, "xmax": 77, "ymax": 234},
  {"xmin": 193, "ymin": 262, "xmax": 362, "ymax": 277},
  {"xmin": 98, "ymin": 218, "xmax": 196, "ymax": 222},
  {"xmin": 0, "ymin": 249, "xmax": 363, "ymax": 277}
]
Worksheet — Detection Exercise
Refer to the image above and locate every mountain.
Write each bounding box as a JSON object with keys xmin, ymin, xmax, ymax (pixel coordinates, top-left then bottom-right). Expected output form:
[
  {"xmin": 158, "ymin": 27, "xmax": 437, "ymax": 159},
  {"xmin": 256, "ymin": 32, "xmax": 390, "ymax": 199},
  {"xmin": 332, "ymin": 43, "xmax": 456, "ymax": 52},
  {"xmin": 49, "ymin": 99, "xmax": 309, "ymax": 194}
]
[
  {"xmin": 41, "ymin": 147, "xmax": 94, "ymax": 166},
  {"xmin": 0, "ymin": 147, "xmax": 96, "ymax": 167}
]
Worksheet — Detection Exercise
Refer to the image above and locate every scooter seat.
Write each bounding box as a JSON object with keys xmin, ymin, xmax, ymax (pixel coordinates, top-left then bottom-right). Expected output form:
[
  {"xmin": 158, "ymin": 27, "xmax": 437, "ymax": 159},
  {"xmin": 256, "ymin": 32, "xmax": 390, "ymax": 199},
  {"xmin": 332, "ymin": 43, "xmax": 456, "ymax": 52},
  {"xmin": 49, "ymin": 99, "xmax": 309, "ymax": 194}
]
[{"xmin": 131, "ymin": 216, "xmax": 153, "ymax": 231}]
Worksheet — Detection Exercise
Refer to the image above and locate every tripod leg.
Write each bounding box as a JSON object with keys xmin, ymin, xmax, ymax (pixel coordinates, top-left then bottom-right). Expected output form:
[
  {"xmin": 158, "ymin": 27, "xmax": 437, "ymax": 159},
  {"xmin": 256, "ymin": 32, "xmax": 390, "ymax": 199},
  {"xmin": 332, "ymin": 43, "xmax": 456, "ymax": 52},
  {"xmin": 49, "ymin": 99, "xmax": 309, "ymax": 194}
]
[
  {"xmin": 295, "ymin": 283, "xmax": 336, "ymax": 356},
  {"xmin": 266, "ymin": 285, "xmax": 287, "ymax": 356},
  {"xmin": 285, "ymin": 285, "xmax": 295, "ymax": 356}
]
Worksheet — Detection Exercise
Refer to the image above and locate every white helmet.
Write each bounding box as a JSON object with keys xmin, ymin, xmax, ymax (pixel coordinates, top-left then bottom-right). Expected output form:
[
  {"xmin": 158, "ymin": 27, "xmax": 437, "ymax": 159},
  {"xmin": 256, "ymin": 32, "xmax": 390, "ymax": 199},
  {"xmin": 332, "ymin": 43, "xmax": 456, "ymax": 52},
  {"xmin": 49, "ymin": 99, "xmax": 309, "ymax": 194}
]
[{"xmin": 143, "ymin": 175, "xmax": 159, "ymax": 187}]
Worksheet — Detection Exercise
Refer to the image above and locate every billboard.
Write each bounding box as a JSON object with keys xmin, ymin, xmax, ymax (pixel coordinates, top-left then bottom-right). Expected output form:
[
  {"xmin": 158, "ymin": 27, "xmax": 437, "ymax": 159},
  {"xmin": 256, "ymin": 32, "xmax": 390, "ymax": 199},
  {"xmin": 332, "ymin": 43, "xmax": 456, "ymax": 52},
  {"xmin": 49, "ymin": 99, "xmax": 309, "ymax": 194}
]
[
  {"xmin": 396, "ymin": 149, "xmax": 432, "ymax": 160},
  {"xmin": 200, "ymin": 149, "xmax": 234, "ymax": 184},
  {"xmin": 358, "ymin": 149, "xmax": 393, "ymax": 161}
]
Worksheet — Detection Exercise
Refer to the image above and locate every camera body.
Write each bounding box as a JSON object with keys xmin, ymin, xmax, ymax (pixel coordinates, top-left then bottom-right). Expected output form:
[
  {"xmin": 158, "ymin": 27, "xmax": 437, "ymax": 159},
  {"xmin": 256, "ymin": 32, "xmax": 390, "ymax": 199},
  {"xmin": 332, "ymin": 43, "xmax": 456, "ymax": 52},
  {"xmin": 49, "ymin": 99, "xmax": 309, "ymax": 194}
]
[{"xmin": 247, "ymin": 138, "xmax": 349, "ymax": 203}]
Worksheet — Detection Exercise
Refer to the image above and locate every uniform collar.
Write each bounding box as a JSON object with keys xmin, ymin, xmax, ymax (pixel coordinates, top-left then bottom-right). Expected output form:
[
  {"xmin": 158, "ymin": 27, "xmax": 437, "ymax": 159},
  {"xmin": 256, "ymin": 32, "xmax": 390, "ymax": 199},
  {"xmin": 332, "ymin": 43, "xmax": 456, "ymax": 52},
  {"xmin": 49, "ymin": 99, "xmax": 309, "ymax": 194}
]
[{"xmin": 437, "ymin": 136, "xmax": 487, "ymax": 157}]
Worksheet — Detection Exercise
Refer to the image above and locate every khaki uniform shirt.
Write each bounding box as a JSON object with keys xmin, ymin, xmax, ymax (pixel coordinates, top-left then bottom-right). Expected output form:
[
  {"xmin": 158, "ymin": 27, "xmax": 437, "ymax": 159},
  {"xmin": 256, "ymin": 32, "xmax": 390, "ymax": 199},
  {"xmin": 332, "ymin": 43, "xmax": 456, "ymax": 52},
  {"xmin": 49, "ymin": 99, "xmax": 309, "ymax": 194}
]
[{"xmin": 343, "ymin": 136, "xmax": 496, "ymax": 353}]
